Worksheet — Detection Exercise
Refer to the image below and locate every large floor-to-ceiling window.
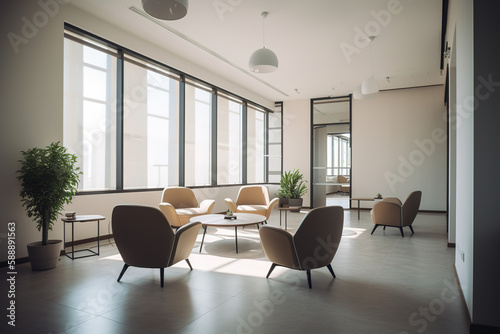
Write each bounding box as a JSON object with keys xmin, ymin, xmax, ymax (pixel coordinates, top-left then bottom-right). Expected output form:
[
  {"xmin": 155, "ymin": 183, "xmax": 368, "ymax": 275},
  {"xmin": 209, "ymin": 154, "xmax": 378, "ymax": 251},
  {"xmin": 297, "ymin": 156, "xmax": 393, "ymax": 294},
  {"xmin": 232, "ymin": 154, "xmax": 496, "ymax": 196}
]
[{"xmin": 63, "ymin": 25, "xmax": 281, "ymax": 192}]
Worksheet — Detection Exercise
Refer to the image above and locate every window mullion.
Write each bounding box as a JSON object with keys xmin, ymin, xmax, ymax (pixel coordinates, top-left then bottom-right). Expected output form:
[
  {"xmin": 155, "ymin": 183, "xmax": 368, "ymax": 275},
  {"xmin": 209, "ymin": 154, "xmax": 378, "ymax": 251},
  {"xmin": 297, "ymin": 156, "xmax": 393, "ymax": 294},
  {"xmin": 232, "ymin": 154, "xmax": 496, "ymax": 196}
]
[{"xmin": 116, "ymin": 49, "xmax": 124, "ymax": 191}]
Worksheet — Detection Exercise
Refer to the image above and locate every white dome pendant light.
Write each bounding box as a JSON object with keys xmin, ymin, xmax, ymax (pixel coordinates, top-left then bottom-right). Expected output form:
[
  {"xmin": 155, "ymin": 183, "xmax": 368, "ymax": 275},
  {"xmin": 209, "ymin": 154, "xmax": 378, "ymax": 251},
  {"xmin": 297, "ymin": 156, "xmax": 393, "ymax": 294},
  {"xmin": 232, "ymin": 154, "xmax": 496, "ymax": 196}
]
[
  {"xmin": 361, "ymin": 36, "xmax": 379, "ymax": 95},
  {"xmin": 249, "ymin": 12, "xmax": 279, "ymax": 73},
  {"xmin": 142, "ymin": 0, "xmax": 189, "ymax": 20}
]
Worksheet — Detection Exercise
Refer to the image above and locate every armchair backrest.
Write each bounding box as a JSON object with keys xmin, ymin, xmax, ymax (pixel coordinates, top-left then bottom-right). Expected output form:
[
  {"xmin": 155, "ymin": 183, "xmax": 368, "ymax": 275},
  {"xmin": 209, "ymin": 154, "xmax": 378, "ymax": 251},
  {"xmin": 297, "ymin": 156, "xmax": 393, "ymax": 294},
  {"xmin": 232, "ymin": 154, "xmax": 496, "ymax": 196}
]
[
  {"xmin": 161, "ymin": 187, "xmax": 199, "ymax": 208},
  {"xmin": 112, "ymin": 205, "xmax": 174, "ymax": 268},
  {"xmin": 236, "ymin": 186, "xmax": 270, "ymax": 205},
  {"xmin": 293, "ymin": 206, "xmax": 344, "ymax": 270},
  {"xmin": 402, "ymin": 191, "xmax": 422, "ymax": 226}
]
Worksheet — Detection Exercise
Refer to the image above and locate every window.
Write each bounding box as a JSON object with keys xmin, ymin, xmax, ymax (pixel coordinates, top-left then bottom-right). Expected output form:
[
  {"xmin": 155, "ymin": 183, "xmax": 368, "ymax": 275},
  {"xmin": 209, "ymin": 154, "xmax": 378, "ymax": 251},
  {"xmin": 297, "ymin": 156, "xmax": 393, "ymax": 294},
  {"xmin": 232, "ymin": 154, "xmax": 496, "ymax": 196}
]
[
  {"xmin": 247, "ymin": 104, "xmax": 266, "ymax": 183},
  {"xmin": 185, "ymin": 81, "xmax": 212, "ymax": 186},
  {"xmin": 217, "ymin": 93, "xmax": 242, "ymax": 185},
  {"xmin": 267, "ymin": 103, "xmax": 282, "ymax": 182},
  {"xmin": 64, "ymin": 25, "xmax": 282, "ymax": 192},
  {"xmin": 327, "ymin": 134, "xmax": 351, "ymax": 176},
  {"xmin": 64, "ymin": 32, "xmax": 118, "ymax": 191},
  {"xmin": 123, "ymin": 55, "xmax": 180, "ymax": 189}
]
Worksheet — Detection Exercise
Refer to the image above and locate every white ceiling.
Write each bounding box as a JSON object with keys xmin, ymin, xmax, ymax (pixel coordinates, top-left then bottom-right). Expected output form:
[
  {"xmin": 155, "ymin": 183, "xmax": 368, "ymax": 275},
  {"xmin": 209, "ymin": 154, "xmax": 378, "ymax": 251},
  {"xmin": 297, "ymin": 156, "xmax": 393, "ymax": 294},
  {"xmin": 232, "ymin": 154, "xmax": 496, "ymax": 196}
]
[{"xmin": 69, "ymin": 0, "xmax": 445, "ymax": 102}]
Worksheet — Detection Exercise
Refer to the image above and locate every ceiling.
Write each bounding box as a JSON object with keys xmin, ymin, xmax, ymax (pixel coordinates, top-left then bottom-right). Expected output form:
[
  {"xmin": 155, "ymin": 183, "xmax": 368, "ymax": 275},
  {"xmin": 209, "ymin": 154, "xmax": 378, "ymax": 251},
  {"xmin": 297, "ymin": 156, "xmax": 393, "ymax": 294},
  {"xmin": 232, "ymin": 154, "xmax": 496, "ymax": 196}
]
[{"xmin": 69, "ymin": 0, "xmax": 445, "ymax": 103}]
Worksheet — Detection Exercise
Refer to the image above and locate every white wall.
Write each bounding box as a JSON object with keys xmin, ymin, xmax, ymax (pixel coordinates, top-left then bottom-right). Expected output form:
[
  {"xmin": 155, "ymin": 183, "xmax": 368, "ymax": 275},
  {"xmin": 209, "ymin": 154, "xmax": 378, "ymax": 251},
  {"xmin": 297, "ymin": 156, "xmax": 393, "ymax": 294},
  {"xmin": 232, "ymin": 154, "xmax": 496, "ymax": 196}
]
[
  {"xmin": 448, "ymin": 0, "xmax": 474, "ymax": 317},
  {"xmin": 0, "ymin": 1, "xmax": 273, "ymax": 262},
  {"xmin": 282, "ymin": 99, "xmax": 311, "ymax": 207},
  {"xmin": 352, "ymin": 86, "xmax": 447, "ymax": 211}
]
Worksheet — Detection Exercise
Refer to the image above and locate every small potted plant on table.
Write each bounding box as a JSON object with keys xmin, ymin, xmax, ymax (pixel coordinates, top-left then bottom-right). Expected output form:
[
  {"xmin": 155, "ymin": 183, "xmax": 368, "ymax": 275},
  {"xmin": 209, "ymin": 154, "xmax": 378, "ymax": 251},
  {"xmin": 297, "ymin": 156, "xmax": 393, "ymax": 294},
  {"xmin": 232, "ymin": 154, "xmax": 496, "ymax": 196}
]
[{"xmin": 277, "ymin": 169, "xmax": 307, "ymax": 212}]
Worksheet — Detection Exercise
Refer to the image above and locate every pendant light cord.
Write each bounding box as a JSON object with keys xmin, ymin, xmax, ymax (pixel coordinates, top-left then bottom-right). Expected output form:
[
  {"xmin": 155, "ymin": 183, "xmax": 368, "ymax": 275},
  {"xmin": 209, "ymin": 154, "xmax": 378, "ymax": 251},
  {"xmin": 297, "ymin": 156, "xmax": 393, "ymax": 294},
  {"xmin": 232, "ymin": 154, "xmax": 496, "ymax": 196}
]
[{"xmin": 261, "ymin": 12, "xmax": 268, "ymax": 48}]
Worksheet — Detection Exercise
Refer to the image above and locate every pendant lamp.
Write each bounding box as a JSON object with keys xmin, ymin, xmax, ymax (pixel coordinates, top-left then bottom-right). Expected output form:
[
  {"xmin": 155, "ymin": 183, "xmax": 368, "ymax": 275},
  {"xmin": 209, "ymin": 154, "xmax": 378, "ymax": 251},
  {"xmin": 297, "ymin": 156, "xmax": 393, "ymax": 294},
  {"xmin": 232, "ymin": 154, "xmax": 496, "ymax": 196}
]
[
  {"xmin": 142, "ymin": 0, "xmax": 189, "ymax": 20},
  {"xmin": 249, "ymin": 12, "xmax": 278, "ymax": 73}
]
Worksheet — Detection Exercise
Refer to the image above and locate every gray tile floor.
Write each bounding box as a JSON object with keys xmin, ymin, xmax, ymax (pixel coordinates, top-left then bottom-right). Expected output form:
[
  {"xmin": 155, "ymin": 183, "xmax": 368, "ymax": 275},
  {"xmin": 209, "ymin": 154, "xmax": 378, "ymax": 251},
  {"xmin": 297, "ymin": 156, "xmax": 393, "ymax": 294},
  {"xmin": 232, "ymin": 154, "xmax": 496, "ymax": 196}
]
[{"xmin": 1, "ymin": 208, "xmax": 469, "ymax": 334}]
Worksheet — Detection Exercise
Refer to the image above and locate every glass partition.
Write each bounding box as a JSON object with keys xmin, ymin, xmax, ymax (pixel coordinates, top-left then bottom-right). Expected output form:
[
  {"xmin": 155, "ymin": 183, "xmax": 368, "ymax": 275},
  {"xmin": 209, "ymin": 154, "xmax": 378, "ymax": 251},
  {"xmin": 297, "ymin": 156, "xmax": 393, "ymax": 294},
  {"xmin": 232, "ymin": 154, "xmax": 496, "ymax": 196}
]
[{"xmin": 311, "ymin": 97, "xmax": 351, "ymax": 208}]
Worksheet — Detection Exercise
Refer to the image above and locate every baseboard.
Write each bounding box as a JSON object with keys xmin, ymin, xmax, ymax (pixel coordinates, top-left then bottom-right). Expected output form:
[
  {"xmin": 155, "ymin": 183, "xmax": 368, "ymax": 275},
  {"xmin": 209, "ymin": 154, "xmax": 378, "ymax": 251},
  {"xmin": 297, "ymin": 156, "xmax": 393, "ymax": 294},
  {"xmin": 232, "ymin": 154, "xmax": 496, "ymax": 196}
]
[
  {"xmin": 0, "ymin": 234, "xmax": 114, "ymax": 268},
  {"xmin": 453, "ymin": 264, "xmax": 472, "ymax": 328},
  {"xmin": 64, "ymin": 233, "xmax": 113, "ymax": 248},
  {"xmin": 470, "ymin": 323, "xmax": 500, "ymax": 333}
]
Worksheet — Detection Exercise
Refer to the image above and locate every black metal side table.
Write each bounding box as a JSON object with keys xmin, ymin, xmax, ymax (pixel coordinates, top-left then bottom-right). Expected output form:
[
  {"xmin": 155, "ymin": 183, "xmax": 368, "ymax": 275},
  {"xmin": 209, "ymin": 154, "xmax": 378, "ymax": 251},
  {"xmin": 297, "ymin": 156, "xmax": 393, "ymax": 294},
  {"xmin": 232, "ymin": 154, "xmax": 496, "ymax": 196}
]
[{"xmin": 62, "ymin": 215, "xmax": 105, "ymax": 259}]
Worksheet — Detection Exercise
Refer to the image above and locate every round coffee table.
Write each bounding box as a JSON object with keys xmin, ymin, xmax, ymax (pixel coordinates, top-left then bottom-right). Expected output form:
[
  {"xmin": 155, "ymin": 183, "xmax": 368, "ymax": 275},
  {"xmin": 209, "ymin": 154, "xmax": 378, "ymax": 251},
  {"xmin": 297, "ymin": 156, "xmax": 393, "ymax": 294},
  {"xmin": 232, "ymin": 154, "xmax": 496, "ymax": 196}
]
[{"xmin": 191, "ymin": 213, "xmax": 266, "ymax": 253}]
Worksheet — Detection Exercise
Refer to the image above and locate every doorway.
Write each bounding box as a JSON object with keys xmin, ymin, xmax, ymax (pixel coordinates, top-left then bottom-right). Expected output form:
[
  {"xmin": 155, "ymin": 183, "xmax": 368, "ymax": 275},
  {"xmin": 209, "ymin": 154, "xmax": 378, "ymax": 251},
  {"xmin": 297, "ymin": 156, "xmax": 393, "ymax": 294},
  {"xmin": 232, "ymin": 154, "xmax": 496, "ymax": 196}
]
[{"xmin": 311, "ymin": 96, "xmax": 351, "ymax": 208}]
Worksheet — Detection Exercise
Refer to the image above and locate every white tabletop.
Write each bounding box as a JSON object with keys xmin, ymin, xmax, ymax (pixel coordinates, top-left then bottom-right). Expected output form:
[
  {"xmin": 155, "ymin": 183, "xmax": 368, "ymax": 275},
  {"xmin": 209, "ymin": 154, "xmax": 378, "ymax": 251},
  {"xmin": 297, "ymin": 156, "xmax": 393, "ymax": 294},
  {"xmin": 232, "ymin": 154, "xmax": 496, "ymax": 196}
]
[{"xmin": 190, "ymin": 213, "xmax": 266, "ymax": 227}]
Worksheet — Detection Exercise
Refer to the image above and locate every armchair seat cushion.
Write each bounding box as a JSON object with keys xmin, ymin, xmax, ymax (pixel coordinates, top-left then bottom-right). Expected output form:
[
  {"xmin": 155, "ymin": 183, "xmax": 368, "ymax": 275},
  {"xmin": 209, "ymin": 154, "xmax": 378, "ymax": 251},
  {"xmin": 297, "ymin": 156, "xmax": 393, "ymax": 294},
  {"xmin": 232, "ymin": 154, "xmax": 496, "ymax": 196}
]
[
  {"xmin": 176, "ymin": 207, "xmax": 209, "ymax": 216},
  {"xmin": 236, "ymin": 204, "xmax": 268, "ymax": 216}
]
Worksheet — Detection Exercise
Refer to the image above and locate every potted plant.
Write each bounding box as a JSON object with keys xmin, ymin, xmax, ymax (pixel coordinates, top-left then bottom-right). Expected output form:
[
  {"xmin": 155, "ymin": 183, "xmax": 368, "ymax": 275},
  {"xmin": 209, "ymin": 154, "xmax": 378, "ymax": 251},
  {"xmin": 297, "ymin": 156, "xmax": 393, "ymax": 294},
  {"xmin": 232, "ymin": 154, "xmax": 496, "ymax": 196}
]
[
  {"xmin": 277, "ymin": 169, "xmax": 307, "ymax": 211},
  {"xmin": 277, "ymin": 170, "xmax": 292, "ymax": 207},
  {"xmin": 287, "ymin": 169, "xmax": 307, "ymax": 211},
  {"xmin": 17, "ymin": 142, "xmax": 81, "ymax": 270}
]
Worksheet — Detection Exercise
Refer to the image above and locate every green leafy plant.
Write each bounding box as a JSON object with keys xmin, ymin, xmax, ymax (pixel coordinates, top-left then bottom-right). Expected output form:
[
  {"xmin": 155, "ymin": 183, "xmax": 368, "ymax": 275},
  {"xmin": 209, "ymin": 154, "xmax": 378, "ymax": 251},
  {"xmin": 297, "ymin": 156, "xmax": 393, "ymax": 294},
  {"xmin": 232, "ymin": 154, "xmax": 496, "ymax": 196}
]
[
  {"xmin": 17, "ymin": 142, "xmax": 81, "ymax": 246},
  {"xmin": 277, "ymin": 170, "xmax": 292, "ymax": 198},
  {"xmin": 278, "ymin": 169, "xmax": 308, "ymax": 199}
]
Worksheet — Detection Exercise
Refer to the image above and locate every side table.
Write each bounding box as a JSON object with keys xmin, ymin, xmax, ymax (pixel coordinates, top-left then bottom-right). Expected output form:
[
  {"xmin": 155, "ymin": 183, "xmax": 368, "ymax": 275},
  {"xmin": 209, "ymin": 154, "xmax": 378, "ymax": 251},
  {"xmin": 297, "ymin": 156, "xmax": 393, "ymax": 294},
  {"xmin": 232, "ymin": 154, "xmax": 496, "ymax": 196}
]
[
  {"xmin": 350, "ymin": 198, "xmax": 382, "ymax": 220},
  {"xmin": 277, "ymin": 206, "xmax": 301, "ymax": 230},
  {"xmin": 62, "ymin": 215, "xmax": 105, "ymax": 259}
]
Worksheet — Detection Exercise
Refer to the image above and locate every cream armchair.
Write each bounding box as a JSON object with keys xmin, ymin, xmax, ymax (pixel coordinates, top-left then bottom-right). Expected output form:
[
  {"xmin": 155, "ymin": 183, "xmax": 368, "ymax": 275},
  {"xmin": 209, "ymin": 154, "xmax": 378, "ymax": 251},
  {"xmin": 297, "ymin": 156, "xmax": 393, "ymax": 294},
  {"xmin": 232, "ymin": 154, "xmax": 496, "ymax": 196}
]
[
  {"xmin": 159, "ymin": 187, "xmax": 215, "ymax": 228},
  {"xmin": 112, "ymin": 205, "xmax": 202, "ymax": 287},
  {"xmin": 370, "ymin": 190, "xmax": 422, "ymax": 237},
  {"xmin": 225, "ymin": 185, "xmax": 279, "ymax": 221},
  {"xmin": 259, "ymin": 206, "xmax": 344, "ymax": 288}
]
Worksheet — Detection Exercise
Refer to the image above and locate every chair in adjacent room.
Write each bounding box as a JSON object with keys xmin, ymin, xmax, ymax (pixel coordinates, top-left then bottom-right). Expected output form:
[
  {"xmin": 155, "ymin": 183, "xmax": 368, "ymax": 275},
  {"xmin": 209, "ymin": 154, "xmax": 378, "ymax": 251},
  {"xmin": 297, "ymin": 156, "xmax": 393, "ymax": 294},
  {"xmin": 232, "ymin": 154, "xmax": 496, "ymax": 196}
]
[
  {"xmin": 259, "ymin": 206, "xmax": 344, "ymax": 289},
  {"xmin": 159, "ymin": 186, "xmax": 215, "ymax": 228},
  {"xmin": 370, "ymin": 190, "xmax": 422, "ymax": 237},
  {"xmin": 112, "ymin": 204, "xmax": 202, "ymax": 287},
  {"xmin": 225, "ymin": 185, "xmax": 279, "ymax": 222}
]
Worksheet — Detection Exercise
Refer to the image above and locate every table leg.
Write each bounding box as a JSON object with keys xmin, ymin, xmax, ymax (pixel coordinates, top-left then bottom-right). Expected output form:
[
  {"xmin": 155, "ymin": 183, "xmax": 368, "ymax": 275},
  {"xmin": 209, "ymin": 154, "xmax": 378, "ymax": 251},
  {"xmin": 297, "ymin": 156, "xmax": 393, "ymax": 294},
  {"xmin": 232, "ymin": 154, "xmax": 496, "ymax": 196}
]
[
  {"xmin": 71, "ymin": 222, "xmax": 75, "ymax": 260},
  {"xmin": 285, "ymin": 210, "xmax": 288, "ymax": 230},
  {"xmin": 97, "ymin": 220, "xmax": 100, "ymax": 255},
  {"xmin": 199, "ymin": 226, "xmax": 207, "ymax": 253},
  {"xmin": 280, "ymin": 210, "xmax": 282, "ymax": 227},
  {"xmin": 358, "ymin": 200, "xmax": 361, "ymax": 220},
  {"xmin": 235, "ymin": 226, "xmax": 238, "ymax": 253},
  {"xmin": 63, "ymin": 222, "xmax": 66, "ymax": 257}
]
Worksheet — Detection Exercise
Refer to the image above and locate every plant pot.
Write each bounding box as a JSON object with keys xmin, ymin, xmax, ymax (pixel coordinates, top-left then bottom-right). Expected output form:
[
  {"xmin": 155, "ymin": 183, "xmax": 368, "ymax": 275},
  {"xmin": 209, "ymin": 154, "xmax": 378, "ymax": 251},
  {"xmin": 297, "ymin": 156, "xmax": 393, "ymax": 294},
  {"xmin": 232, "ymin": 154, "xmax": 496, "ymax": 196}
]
[
  {"xmin": 27, "ymin": 240, "xmax": 62, "ymax": 271},
  {"xmin": 288, "ymin": 198, "xmax": 303, "ymax": 212},
  {"xmin": 278, "ymin": 197, "xmax": 289, "ymax": 207}
]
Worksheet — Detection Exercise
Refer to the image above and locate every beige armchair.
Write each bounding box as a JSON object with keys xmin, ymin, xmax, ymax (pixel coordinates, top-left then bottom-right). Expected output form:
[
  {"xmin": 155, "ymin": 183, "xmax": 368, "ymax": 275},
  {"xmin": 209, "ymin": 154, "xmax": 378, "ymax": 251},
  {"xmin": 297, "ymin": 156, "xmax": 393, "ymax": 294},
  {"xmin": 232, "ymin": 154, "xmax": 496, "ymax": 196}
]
[
  {"xmin": 159, "ymin": 187, "xmax": 215, "ymax": 228},
  {"xmin": 225, "ymin": 185, "xmax": 279, "ymax": 221},
  {"xmin": 112, "ymin": 205, "xmax": 202, "ymax": 287},
  {"xmin": 338, "ymin": 175, "xmax": 350, "ymax": 194},
  {"xmin": 370, "ymin": 190, "xmax": 422, "ymax": 237},
  {"xmin": 259, "ymin": 206, "xmax": 344, "ymax": 288}
]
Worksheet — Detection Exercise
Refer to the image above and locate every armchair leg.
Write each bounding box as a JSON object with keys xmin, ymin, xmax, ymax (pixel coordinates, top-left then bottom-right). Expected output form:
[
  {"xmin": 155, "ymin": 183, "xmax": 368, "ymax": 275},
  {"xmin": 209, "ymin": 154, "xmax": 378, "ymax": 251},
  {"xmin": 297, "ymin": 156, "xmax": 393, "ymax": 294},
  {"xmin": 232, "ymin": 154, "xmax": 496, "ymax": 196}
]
[
  {"xmin": 306, "ymin": 270, "xmax": 312, "ymax": 289},
  {"xmin": 371, "ymin": 225, "xmax": 379, "ymax": 235},
  {"xmin": 117, "ymin": 264, "xmax": 129, "ymax": 282},
  {"xmin": 185, "ymin": 258, "xmax": 193, "ymax": 270},
  {"xmin": 409, "ymin": 225, "xmax": 414, "ymax": 234},
  {"xmin": 266, "ymin": 263, "xmax": 277, "ymax": 278},
  {"xmin": 399, "ymin": 227, "xmax": 405, "ymax": 237},
  {"xmin": 383, "ymin": 226, "xmax": 386, "ymax": 230},
  {"xmin": 326, "ymin": 264, "xmax": 336, "ymax": 278},
  {"xmin": 160, "ymin": 268, "xmax": 164, "ymax": 288}
]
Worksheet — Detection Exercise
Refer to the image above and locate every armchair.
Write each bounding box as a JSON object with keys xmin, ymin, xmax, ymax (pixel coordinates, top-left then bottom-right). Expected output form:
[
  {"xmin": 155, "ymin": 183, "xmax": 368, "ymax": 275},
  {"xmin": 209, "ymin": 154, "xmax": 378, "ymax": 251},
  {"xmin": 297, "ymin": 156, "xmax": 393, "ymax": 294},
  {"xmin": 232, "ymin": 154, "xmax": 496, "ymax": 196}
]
[
  {"xmin": 370, "ymin": 190, "xmax": 422, "ymax": 237},
  {"xmin": 259, "ymin": 206, "xmax": 344, "ymax": 288},
  {"xmin": 159, "ymin": 187, "xmax": 215, "ymax": 228},
  {"xmin": 225, "ymin": 185, "xmax": 279, "ymax": 221},
  {"xmin": 112, "ymin": 205, "xmax": 202, "ymax": 287}
]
